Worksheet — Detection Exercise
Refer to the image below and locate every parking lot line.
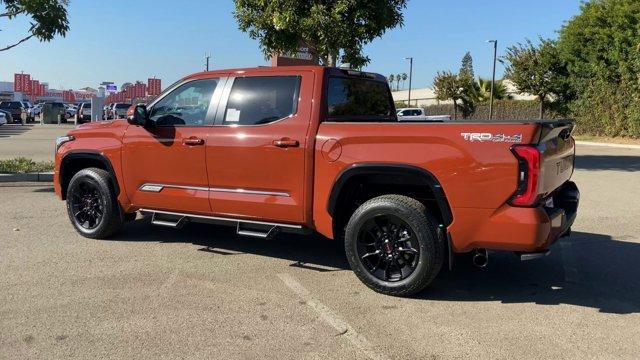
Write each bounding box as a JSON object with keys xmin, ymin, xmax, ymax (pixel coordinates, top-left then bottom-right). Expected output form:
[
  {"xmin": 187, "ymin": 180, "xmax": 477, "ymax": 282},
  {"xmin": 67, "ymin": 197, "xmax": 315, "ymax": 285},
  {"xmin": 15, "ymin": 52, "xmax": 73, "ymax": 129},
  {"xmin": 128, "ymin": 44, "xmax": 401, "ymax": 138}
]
[{"xmin": 277, "ymin": 273, "xmax": 390, "ymax": 360}]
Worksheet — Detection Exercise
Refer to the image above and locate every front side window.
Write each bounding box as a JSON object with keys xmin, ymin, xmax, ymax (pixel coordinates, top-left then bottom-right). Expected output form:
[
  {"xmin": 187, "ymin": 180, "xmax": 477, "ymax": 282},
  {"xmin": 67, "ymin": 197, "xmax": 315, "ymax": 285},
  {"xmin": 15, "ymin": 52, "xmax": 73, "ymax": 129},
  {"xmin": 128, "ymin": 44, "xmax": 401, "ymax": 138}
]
[
  {"xmin": 223, "ymin": 76, "xmax": 300, "ymax": 126},
  {"xmin": 149, "ymin": 79, "xmax": 219, "ymax": 126},
  {"xmin": 326, "ymin": 77, "xmax": 395, "ymax": 122}
]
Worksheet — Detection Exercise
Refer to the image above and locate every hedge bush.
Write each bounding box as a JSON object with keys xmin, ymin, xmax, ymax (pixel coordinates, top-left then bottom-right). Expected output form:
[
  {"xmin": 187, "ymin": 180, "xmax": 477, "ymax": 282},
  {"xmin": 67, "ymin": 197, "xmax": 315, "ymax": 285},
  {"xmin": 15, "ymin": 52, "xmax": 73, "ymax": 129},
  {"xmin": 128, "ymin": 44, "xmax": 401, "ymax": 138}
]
[{"xmin": 421, "ymin": 100, "xmax": 563, "ymax": 121}]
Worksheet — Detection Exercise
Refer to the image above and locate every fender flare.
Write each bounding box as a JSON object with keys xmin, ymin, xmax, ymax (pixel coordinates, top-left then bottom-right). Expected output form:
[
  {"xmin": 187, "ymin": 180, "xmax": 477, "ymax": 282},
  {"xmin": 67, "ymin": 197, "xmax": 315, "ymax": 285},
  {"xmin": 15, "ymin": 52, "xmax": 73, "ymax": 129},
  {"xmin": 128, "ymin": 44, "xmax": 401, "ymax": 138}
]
[
  {"xmin": 59, "ymin": 151, "xmax": 120, "ymax": 198},
  {"xmin": 327, "ymin": 163, "xmax": 453, "ymax": 225}
]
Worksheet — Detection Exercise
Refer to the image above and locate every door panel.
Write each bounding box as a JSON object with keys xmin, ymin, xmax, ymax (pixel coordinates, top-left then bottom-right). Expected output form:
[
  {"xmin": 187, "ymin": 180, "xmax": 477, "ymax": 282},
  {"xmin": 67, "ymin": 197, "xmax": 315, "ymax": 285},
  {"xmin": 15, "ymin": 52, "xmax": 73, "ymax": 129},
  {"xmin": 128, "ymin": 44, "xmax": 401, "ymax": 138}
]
[
  {"xmin": 206, "ymin": 71, "xmax": 314, "ymax": 223},
  {"xmin": 121, "ymin": 78, "xmax": 224, "ymax": 214}
]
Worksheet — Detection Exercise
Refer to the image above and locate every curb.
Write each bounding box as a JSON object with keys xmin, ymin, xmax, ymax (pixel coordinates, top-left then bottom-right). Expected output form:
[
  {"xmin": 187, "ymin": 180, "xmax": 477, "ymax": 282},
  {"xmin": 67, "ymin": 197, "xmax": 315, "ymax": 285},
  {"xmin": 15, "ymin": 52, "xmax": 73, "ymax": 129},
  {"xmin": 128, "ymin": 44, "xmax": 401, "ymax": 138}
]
[
  {"xmin": 0, "ymin": 172, "xmax": 53, "ymax": 183},
  {"xmin": 576, "ymin": 141, "xmax": 640, "ymax": 150}
]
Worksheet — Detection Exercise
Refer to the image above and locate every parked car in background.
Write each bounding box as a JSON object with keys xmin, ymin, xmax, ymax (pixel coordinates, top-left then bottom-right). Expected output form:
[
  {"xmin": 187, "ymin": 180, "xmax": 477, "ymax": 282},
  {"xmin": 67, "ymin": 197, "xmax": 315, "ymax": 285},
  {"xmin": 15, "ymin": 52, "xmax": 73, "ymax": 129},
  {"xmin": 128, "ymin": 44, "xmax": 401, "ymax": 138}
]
[
  {"xmin": 21, "ymin": 101, "xmax": 35, "ymax": 122},
  {"xmin": 65, "ymin": 104, "xmax": 77, "ymax": 119},
  {"xmin": 101, "ymin": 104, "xmax": 110, "ymax": 120},
  {"xmin": 0, "ymin": 101, "xmax": 26, "ymax": 124},
  {"xmin": 0, "ymin": 110, "xmax": 7, "ymax": 126},
  {"xmin": 77, "ymin": 102, "xmax": 92, "ymax": 124},
  {"xmin": 109, "ymin": 103, "xmax": 132, "ymax": 119},
  {"xmin": 28, "ymin": 103, "xmax": 43, "ymax": 119},
  {"xmin": 397, "ymin": 107, "xmax": 451, "ymax": 122},
  {"xmin": 0, "ymin": 109, "xmax": 12, "ymax": 123}
]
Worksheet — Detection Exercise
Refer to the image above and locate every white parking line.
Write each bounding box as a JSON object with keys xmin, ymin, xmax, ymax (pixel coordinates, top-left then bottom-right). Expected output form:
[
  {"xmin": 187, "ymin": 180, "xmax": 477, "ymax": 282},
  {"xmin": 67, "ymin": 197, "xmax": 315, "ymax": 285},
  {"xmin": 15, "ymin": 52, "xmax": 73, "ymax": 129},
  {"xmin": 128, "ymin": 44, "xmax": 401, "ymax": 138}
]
[{"xmin": 277, "ymin": 273, "xmax": 390, "ymax": 360}]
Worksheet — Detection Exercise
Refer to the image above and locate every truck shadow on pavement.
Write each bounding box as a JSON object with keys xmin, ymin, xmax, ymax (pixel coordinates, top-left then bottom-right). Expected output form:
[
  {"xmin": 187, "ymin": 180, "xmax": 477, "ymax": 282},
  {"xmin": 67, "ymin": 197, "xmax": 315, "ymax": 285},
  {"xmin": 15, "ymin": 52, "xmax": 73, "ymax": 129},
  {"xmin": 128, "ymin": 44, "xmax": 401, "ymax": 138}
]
[
  {"xmin": 116, "ymin": 220, "xmax": 639, "ymax": 314},
  {"xmin": 575, "ymin": 154, "xmax": 640, "ymax": 171},
  {"xmin": 426, "ymin": 231, "xmax": 640, "ymax": 314}
]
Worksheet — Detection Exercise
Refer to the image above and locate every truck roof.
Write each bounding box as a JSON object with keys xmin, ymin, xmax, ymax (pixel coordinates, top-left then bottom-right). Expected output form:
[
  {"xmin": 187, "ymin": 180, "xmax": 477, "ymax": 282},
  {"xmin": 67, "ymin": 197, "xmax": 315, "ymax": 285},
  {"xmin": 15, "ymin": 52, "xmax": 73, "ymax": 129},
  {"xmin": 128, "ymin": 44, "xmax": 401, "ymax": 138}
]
[{"xmin": 182, "ymin": 66, "xmax": 387, "ymax": 82}]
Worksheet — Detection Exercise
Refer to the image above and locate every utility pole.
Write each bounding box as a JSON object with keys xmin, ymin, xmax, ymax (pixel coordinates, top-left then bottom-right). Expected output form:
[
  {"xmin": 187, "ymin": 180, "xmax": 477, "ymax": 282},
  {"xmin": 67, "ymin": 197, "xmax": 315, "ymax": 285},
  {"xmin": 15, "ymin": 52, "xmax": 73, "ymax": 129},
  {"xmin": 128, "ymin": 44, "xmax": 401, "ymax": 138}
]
[
  {"xmin": 487, "ymin": 40, "xmax": 498, "ymax": 120},
  {"xmin": 405, "ymin": 57, "xmax": 413, "ymax": 107},
  {"xmin": 204, "ymin": 52, "xmax": 211, "ymax": 72}
]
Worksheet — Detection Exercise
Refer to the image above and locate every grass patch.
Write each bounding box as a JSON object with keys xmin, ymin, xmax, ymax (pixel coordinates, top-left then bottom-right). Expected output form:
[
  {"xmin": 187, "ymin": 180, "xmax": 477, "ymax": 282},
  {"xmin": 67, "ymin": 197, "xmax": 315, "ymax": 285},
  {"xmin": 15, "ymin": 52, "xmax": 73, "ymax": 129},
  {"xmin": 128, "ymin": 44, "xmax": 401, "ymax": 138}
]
[
  {"xmin": 0, "ymin": 157, "xmax": 54, "ymax": 173},
  {"xmin": 574, "ymin": 135, "xmax": 640, "ymax": 145}
]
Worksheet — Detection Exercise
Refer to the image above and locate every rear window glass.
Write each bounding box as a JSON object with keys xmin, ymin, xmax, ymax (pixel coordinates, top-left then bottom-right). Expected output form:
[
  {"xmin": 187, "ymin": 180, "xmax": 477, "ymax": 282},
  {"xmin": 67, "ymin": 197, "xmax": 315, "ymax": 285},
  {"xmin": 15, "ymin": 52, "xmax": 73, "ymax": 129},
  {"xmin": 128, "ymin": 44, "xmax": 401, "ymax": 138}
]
[
  {"xmin": 326, "ymin": 77, "xmax": 395, "ymax": 121},
  {"xmin": 83, "ymin": 103, "xmax": 91, "ymax": 108},
  {"xmin": 116, "ymin": 103, "xmax": 131, "ymax": 109},
  {"xmin": 223, "ymin": 76, "xmax": 300, "ymax": 126}
]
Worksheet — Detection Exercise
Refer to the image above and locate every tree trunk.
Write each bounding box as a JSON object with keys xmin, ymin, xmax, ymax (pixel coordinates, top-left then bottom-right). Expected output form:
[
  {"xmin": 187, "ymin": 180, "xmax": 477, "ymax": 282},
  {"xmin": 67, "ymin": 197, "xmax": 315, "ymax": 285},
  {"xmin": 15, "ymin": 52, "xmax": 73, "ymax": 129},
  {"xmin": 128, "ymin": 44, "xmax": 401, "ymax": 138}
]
[
  {"xmin": 539, "ymin": 95, "xmax": 545, "ymax": 120},
  {"xmin": 453, "ymin": 99, "xmax": 458, "ymax": 120},
  {"xmin": 328, "ymin": 53, "xmax": 337, "ymax": 67}
]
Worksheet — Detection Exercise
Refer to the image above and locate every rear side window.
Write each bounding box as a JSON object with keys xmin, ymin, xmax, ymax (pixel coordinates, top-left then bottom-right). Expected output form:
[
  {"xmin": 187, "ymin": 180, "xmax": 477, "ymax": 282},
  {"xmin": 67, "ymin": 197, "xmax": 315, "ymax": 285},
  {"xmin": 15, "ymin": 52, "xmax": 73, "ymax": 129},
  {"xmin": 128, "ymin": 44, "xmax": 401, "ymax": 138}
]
[
  {"xmin": 223, "ymin": 76, "xmax": 300, "ymax": 126},
  {"xmin": 326, "ymin": 77, "xmax": 395, "ymax": 121}
]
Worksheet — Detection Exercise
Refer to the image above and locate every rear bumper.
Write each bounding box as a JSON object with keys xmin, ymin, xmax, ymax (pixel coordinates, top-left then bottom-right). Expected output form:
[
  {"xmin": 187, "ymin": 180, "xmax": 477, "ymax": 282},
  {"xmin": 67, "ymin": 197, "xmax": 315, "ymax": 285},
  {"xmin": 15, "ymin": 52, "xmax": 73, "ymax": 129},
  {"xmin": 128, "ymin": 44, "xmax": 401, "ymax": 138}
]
[{"xmin": 449, "ymin": 181, "xmax": 579, "ymax": 253}]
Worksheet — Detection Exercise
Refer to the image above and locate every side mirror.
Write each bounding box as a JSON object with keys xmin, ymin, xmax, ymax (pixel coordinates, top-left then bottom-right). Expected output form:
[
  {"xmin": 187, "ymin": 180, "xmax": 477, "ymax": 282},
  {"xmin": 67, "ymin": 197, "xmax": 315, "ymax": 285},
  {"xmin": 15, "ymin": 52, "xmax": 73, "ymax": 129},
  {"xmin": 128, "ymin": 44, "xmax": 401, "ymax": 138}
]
[{"xmin": 128, "ymin": 104, "xmax": 149, "ymax": 126}]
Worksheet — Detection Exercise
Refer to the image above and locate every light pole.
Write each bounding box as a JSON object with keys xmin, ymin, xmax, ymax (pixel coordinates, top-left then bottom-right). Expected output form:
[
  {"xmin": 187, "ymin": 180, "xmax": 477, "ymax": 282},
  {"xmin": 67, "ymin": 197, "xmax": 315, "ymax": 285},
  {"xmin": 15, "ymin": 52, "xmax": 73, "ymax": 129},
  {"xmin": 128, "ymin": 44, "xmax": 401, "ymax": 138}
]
[
  {"xmin": 486, "ymin": 40, "xmax": 498, "ymax": 120},
  {"xmin": 405, "ymin": 57, "xmax": 413, "ymax": 106}
]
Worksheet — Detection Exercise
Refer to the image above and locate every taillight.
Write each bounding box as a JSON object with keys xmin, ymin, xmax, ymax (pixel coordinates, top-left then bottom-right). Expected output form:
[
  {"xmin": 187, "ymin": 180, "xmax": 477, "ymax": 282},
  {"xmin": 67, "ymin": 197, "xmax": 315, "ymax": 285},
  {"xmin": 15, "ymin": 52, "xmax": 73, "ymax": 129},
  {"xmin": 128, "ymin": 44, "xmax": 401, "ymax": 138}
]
[{"xmin": 509, "ymin": 145, "xmax": 541, "ymax": 207}]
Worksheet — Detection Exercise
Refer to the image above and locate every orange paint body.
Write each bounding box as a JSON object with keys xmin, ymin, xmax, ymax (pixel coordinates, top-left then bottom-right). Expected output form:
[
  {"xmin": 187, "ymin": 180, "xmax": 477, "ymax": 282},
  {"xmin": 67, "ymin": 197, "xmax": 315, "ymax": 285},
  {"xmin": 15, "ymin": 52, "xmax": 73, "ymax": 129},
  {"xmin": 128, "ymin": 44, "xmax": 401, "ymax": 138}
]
[{"xmin": 55, "ymin": 66, "xmax": 577, "ymax": 253}]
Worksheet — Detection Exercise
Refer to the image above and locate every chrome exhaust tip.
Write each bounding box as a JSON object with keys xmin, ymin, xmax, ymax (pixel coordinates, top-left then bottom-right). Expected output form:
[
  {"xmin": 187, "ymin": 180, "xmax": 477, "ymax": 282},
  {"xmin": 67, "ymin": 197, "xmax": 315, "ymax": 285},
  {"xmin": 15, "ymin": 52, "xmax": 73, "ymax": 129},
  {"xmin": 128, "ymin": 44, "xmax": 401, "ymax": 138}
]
[{"xmin": 472, "ymin": 249, "xmax": 488, "ymax": 268}]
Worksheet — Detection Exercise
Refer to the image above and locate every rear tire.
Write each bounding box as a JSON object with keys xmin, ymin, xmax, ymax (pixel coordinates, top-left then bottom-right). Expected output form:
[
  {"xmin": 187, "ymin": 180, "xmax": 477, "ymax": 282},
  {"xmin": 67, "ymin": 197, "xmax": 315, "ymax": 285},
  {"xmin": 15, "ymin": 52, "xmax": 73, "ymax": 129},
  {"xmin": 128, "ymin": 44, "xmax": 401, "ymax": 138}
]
[
  {"xmin": 344, "ymin": 195, "xmax": 444, "ymax": 297},
  {"xmin": 66, "ymin": 167, "xmax": 123, "ymax": 239}
]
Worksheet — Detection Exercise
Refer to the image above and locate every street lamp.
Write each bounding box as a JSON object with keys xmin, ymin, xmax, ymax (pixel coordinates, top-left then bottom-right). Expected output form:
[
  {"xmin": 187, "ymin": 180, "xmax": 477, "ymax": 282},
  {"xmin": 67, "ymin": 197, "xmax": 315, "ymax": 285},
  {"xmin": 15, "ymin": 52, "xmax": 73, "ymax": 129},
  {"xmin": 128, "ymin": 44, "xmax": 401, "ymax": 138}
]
[
  {"xmin": 405, "ymin": 57, "xmax": 413, "ymax": 106},
  {"xmin": 486, "ymin": 40, "xmax": 498, "ymax": 120}
]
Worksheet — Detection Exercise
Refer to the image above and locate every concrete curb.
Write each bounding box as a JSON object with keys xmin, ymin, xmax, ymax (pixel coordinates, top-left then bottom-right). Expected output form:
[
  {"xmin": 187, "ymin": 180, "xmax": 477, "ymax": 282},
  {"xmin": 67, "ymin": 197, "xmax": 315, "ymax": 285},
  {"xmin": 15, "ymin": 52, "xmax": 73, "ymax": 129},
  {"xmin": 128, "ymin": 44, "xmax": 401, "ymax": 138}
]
[
  {"xmin": 0, "ymin": 172, "xmax": 53, "ymax": 183},
  {"xmin": 576, "ymin": 141, "xmax": 640, "ymax": 150}
]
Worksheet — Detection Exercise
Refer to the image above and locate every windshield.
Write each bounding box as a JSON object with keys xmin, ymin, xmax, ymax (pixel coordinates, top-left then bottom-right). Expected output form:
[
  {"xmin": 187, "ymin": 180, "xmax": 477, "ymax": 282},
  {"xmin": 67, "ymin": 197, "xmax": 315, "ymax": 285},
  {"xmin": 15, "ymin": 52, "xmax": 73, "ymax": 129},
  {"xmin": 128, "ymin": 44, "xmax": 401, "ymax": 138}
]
[
  {"xmin": 116, "ymin": 103, "xmax": 131, "ymax": 109},
  {"xmin": 0, "ymin": 102, "xmax": 22, "ymax": 109},
  {"xmin": 326, "ymin": 77, "xmax": 395, "ymax": 121}
]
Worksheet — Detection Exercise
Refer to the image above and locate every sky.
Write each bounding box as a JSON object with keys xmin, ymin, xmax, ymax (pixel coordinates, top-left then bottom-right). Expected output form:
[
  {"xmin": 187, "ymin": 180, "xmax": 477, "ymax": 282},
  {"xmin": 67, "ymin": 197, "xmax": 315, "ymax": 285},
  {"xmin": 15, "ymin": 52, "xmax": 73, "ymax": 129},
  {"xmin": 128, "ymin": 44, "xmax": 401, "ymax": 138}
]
[{"xmin": 0, "ymin": 0, "xmax": 582, "ymax": 90}]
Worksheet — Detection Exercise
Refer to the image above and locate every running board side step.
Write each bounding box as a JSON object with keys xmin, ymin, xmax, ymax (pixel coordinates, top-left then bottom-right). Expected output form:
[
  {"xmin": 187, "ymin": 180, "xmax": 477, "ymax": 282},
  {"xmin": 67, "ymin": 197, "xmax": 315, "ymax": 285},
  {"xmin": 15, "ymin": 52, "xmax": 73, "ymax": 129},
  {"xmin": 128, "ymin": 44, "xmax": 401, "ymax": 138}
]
[
  {"xmin": 236, "ymin": 222, "xmax": 279, "ymax": 239},
  {"xmin": 151, "ymin": 212, "xmax": 187, "ymax": 228},
  {"xmin": 141, "ymin": 208, "xmax": 305, "ymax": 238}
]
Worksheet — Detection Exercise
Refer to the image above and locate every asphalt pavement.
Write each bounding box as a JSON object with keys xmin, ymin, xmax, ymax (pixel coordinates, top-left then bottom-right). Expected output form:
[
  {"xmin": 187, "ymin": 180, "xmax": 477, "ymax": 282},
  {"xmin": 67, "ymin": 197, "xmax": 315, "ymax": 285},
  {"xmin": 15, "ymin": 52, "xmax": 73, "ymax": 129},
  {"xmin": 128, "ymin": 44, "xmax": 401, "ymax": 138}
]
[
  {"xmin": 0, "ymin": 144, "xmax": 639, "ymax": 359},
  {"xmin": 0, "ymin": 123, "xmax": 75, "ymax": 162}
]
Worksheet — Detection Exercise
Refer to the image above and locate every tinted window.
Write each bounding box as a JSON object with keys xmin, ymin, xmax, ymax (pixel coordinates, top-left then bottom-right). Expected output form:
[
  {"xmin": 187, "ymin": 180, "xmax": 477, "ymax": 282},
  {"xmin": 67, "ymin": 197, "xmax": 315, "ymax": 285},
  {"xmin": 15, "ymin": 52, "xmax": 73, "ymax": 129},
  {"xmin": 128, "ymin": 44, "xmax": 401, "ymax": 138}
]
[
  {"xmin": 116, "ymin": 103, "xmax": 131, "ymax": 109},
  {"xmin": 83, "ymin": 103, "xmax": 91, "ymax": 109},
  {"xmin": 326, "ymin": 77, "xmax": 395, "ymax": 121},
  {"xmin": 149, "ymin": 79, "xmax": 219, "ymax": 126},
  {"xmin": 223, "ymin": 76, "xmax": 300, "ymax": 126},
  {"xmin": 1, "ymin": 102, "xmax": 23, "ymax": 109}
]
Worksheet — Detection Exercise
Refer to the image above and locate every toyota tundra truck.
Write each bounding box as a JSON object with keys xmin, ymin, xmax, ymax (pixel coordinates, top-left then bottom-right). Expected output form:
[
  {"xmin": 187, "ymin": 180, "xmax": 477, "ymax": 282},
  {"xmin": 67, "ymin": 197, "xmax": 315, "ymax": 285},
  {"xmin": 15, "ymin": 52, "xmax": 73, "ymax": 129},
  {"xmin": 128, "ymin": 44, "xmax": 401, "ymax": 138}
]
[{"xmin": 54, "ymin": 66, "xmax": 579, "ymax": 296}]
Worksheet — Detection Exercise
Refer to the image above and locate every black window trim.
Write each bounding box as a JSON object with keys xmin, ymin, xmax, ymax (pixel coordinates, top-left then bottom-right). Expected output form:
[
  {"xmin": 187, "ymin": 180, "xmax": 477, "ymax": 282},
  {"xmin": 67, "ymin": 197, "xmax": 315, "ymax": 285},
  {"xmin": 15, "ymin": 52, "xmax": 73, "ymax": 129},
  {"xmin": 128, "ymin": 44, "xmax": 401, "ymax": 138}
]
[
  {"xmin": 146, "ymin": 77, "xmax": 228, "ymax": 127},
  {"xmin": 323, "ymin": 75, "xmax": 397, "ymax": 123},
  {"xmin": 213, "ymin": 75, "xmax": 302, "ymax": 127}
]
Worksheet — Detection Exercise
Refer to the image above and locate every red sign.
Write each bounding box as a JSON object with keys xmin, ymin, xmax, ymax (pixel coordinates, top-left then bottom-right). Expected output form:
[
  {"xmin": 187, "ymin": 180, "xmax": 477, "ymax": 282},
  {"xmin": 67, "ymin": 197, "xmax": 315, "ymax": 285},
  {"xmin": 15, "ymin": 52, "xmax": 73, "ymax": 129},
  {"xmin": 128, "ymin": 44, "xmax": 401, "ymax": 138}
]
[
  {"xmin": 14, "ymin": 74, "xmax": 24, "ymax": 92},
  {"xmin": 23, "ymin": 74, "xmax": 31, "ymax": 95},
  {"xmin": 31, "ymin": 80, "xmax": 40, "ymax": 96},
  {"xmin": 148, "ymin": 78, "xmax": 162, "ymax": 96}
]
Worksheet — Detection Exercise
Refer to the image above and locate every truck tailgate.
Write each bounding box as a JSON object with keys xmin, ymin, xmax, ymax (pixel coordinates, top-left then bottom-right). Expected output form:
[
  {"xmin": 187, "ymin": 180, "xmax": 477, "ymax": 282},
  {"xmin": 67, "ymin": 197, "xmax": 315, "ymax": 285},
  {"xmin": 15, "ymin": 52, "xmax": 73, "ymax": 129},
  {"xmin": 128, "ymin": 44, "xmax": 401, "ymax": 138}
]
[{"xmin": 535, "ymin": 121, "xmax": 576, "ymax": 198}]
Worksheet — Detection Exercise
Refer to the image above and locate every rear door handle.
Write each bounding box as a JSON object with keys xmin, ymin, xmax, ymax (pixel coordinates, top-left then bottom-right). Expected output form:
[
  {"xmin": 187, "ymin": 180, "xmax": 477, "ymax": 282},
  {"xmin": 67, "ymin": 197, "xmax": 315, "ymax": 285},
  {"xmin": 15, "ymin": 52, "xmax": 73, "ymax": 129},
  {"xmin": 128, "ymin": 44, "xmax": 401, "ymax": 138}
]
[
  {"xmin": 182, "ymin": 137, "xmax": 205, "ymax": 146},
  {"xmin": 272, "ymin": 138, "xmax": 299, "ymax": 148}
]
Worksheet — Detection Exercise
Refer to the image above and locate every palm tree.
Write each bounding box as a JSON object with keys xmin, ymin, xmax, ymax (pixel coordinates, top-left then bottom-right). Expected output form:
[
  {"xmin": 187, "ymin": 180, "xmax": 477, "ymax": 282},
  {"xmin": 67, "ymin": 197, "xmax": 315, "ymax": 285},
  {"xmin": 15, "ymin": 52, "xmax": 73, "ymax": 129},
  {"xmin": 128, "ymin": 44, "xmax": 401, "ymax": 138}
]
[
  {"xmin": 471, "ymin": 78, "xmax": 510, "ymax": 104},
  {"xmin": 396, "ymin": 73, "xmax": 402, "ymax": 91},
  {"xmin": 388, "ymin": 74, "xmax": 395, "ymax": 89},
  {"xmin": 401, "ymin": 73, "xmax": 408, "ymax": 89}
]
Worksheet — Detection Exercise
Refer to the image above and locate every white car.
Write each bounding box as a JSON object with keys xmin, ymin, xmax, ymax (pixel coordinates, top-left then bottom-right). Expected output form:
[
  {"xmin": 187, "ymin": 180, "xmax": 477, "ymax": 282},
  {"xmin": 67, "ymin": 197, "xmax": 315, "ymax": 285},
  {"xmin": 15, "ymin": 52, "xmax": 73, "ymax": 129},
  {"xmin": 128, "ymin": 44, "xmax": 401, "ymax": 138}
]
[
  {"xmin": 397, "ymin": 107, "xmax": 451, "ymax": 122},
  {"xmin": 0, "ymin": 111, "xmax": 7, "ymax": 126}
]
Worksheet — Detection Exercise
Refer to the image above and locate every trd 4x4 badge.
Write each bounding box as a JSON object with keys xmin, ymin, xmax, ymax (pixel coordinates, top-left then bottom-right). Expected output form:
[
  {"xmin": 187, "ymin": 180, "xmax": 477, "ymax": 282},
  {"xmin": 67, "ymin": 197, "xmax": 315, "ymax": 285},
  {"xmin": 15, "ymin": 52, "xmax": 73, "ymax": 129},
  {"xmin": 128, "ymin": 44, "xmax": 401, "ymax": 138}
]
[{"xmin": 461, "ymin": 132, "xmax": 523, "ymax": 143}]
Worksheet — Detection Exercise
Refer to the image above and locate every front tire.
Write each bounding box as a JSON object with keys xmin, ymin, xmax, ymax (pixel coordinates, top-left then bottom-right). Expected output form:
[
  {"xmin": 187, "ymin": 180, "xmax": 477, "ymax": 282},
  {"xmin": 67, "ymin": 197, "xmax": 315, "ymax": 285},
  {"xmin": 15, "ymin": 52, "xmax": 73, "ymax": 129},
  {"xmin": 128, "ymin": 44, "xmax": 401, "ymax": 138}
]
[
  {"xmin": 66, "ymin": 168, "xmax": 123, "ymax": 239},
  {"xmin": 344, "ymin": 195, "xmax": 444, "ymax": 297}
]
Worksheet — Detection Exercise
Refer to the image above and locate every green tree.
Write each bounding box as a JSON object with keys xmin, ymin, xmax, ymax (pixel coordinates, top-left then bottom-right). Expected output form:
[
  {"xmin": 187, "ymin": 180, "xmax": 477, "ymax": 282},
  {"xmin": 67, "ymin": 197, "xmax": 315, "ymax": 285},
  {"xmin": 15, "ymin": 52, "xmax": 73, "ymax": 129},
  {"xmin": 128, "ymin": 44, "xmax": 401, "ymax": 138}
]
[
  {"xmin": 401, "ymin": 73, "xmax": 408, "ymax": 89},
  {"xmin": 0, "ymin": 0, "xmax": 69, "ymax": 52},
  {"xmin": 234, "ymin": 0, "xmax": 408, "ymax": 68},
  {"xmin": 433, "ymin": 71, "xmax": 466, "ymax": 120},
  {"xmin": 388, "ymin": 74, "xmax": 395, "ymax": 88},
  {"xmin": 558, "ymin": 0, "xmax": 640, "ymax": 137},
  {"xmin": 471, "ymin": 78, "xmax": 510, "ymax": 104},
  {"xmin": 502, "ymin": 38, "xmax": 569, "ymax": 119},
  {"xmin": 459, "ymin": 52, "xmax": 474, "ymax": 81}
]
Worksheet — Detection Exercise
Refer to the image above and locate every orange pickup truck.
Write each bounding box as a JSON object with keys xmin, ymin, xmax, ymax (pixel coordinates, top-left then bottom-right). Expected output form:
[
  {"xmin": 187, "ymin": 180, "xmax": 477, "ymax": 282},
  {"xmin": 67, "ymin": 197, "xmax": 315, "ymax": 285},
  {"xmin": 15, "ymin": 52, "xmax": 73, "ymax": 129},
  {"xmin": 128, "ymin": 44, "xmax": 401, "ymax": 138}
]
[{"xmin": 54, "ymin": 66, "xmax": 579, "ymax": 296}]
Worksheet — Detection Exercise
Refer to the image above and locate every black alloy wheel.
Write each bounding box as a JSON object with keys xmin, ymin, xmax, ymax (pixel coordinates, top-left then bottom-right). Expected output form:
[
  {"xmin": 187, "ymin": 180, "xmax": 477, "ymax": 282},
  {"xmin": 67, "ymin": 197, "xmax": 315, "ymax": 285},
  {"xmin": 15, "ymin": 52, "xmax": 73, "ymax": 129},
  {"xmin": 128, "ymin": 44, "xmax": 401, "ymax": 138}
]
[{"xmin": 356, "ymin": 214, "xmax": 420, "ymax": 282}]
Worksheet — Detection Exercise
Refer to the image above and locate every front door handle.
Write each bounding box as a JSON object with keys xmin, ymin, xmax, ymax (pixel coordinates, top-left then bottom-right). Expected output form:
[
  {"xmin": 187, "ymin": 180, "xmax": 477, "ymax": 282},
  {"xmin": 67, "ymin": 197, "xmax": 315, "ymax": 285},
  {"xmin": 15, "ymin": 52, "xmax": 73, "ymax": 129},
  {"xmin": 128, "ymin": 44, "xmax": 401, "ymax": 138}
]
[
  {"xmin": 272, "ymin": 138, "xmax": 299, "ymax": 148},
  {"xmin": 182, "ymin": 137, "xmax": 205, "ymax": 146}
]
